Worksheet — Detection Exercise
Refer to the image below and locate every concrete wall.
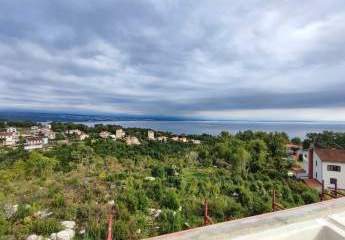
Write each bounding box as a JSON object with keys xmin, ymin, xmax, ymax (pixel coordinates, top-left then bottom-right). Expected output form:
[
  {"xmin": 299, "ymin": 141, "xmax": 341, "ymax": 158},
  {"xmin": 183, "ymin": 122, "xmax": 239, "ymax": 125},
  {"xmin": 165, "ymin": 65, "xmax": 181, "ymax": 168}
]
[
  {"xmin": 145, "ymin": 198, "xmax": 345, "ymax": 240},
  {"xmin": 322, "ymin": 161, "xmax": 345, "ymax": 189},
  {"xmin": 303, "ymin": 150, "xmax": 309, "ymax": 175},
  {"xmin": 313, "ymin": 151, "xmax": 323, "ymax": 183}
]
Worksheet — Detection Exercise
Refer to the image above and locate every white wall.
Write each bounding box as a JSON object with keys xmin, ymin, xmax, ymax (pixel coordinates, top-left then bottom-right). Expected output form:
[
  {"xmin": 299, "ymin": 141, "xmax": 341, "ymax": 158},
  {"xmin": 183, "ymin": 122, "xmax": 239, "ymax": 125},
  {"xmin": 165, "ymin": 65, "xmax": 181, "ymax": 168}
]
[
  {"xmin": 322, "ymin": 161, "xmax": 345, "ymax": 189},
  {"xmin": 302, "ymin": 150, "xmax": 309, "ymax": 175},
  {"xmin": 313, "ymin": 152, "xmax": 323, "ymax": 183},
  {"xmin": 24, "ymin": 144, "xmax": 43, "ymax": 151}
]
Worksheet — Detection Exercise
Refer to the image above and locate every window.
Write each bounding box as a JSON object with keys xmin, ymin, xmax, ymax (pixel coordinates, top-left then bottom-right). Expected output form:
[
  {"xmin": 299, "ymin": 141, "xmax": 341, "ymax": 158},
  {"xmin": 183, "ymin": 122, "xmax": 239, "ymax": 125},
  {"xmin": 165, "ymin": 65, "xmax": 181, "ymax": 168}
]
[
  {"xmin": 316, "ymin": 172, "xmax": 318, "ymax": 178},
  {"xmin": 327, "ymin": 165, "xmax": 341, "ymax": 172},
  {"xmin": 316, "ymin": 160, "xmax": 317, "ymax": 166},
  {"xmin": 330, "ymin": 178, "xmax": 337, "ymax": 185}
]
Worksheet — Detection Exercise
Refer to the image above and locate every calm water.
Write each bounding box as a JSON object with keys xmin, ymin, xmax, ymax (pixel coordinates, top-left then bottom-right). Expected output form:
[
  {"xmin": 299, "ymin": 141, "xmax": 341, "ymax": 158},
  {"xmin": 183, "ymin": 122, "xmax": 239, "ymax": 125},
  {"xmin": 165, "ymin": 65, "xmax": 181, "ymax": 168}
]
[{"xmin": 75, "ymin": 121, "xmax": 345, "ymax": 138}]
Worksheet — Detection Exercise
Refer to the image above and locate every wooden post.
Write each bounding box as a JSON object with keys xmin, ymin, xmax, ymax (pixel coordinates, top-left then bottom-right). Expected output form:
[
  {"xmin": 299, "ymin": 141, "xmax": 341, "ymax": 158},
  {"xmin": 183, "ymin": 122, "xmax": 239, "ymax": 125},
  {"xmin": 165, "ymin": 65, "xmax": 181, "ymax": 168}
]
[
  {"xmin": 203, "ymin": 199, "xmax": 213, "ymax": 226},
  {"xmin": 107, "ymin": 213, "xmax": 113, "ymax": 240},
  {"xmin": 107, "ymin": 206, "xmax": 115, "ymax": 240},
  {"xmin": 321, "ymin": 180, "xmax": 325, "ymax": 201},
  {"xmin": 272, "ymin": 189, "xmax": 276, "ymax": 212},
  {"xmin": 204, "ymin": 199, "xmax": 208, "ymax": 226}
]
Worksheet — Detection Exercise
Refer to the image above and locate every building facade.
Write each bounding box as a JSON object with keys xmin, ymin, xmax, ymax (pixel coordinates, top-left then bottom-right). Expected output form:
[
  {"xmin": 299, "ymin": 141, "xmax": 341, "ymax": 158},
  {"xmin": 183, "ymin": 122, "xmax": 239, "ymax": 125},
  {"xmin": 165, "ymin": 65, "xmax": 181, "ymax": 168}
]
[
  {"xmin": 148, "ymin": 130, "xmax": 155, "ymax": 140},
  {"xmin": 308, "ymin": 148, "xmax": 345, "ymax": 189},
  {"xmin": 0, "ymin": 132, "xmax": 17, "ymax": 146},
  {"xmin": 24, "ymin": 137, "xmax": 43, "ymax": 150},
  {"xmin": 115, "ymin": 129, "xmax": 126, "ymax": 139}
]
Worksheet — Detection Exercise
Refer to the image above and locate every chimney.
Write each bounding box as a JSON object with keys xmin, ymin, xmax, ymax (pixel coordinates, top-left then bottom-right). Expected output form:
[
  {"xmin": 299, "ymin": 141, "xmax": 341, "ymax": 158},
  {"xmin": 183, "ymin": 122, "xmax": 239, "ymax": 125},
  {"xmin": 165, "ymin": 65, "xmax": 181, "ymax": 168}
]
[{"xmin": 308, "ymin": 147, "xmax": 314, "ymax": 179}]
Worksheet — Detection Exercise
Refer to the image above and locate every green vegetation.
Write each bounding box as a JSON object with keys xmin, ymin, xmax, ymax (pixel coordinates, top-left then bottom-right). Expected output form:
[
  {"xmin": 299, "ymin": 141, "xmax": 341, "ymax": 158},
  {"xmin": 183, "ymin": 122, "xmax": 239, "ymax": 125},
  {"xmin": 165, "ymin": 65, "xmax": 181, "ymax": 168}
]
[{"xmin": 0, "ymin": 124, "xmax": 320, "ymax": 239}]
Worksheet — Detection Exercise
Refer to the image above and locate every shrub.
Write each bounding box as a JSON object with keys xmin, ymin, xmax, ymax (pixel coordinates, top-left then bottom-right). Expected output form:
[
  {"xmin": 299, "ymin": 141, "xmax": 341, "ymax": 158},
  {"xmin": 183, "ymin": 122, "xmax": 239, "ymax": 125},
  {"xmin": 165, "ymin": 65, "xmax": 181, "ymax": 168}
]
[
  {"xmin": 85, "ymin": 219, "xmax": 106, "ymax": 240},
  {"xmin": 158, "ymin": 210, "xmax": 183, "ymax": 234},
  {"xmin": 0, "ymin": 213, "xmax": 9, "ymax": 236},
  {"xmin": 113, "ymin": 220, "xmax": 131, "ymax": 240},
  {"xmin": 15, "ymin": 204, "xmax": 34, "ymax": 220},
  {"xmin": 161, "ymin": 191, "xmax": 180, "ymax": 210},
  {"xmin": 151, "ymin": 166, "xmax": 165, "ymax": 178},
  {"xmin": 51, "ymin": 194, "xmax": 65, "ymax": 208},
  {"xmin": 25, "ymin": 152, "xmax": 57, "ymax": 177},
  {"xmin": 301, "ymin": 190, "xmax": 319, "ymax": 204},
  {"xmin": 29, "ymin": 219, "xmax": 62, "ymax": 236}
]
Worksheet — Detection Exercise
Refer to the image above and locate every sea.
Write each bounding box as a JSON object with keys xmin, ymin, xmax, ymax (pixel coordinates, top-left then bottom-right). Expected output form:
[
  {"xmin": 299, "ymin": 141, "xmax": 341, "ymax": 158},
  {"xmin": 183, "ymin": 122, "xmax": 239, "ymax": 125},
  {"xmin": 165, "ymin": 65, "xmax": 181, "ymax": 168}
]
[{"xmin": 75, "ymin": 120, "xmax": 345, "ymax": 138}]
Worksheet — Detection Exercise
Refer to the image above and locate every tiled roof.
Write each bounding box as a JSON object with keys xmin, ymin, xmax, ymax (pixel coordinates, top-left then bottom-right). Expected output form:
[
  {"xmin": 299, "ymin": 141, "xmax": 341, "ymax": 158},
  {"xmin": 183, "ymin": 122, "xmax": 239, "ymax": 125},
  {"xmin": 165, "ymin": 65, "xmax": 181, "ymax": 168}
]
[
  {"xmin": 0, "ymin": 132, "xmax": 14, "ymax": 137},
  {"xmin": 315, "ymin": 148, "xmax": 345, "ymax": 163}
]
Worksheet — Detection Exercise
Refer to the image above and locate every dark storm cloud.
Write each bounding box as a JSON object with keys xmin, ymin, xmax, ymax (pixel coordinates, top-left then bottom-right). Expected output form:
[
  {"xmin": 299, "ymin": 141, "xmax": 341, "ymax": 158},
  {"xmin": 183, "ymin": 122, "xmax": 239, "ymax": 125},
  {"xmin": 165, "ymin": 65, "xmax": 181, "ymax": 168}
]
[{"xmin": 1, "ymin": 0, "xmax": 345, "ymax": 119}]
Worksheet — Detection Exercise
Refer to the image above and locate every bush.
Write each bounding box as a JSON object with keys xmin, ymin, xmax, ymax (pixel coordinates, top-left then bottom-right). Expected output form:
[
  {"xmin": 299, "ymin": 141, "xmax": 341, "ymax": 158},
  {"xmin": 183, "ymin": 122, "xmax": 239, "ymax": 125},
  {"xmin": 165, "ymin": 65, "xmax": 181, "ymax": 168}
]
[
  {"xmin": 151, "ymin": 166, "xmax": 165, "ymax": 178},
  {"xmin": 29, "ymin": 219, "xmax": 62, "ymax": 236},
  {"xmin": 158, "ymin": 210, "xmax": 183, "ymax": 234},
  {"xmin": 302, "ymin": 190, "xmax": 319, "ymax": 204},
  {"xmin": 85, "ymin": 219, "xmax": 106, "ymax": 240},
  {"xmin": 15, "ymin": 204, "xmax": 34, "ymax": 220},
  {"xmin": 25, "ymin": 152, "xmax": 57, "ymax": 177},
  {"xmin": 0, "ymin": 213, "xmax": 9, "ymax": 236},
  {"xmin": 113, "ymin": 220, "xmax": 131, "ymax": 240},
  {"xmin": 51, "ymin": 194, "xmax": 65, "ymax": 208},
  {"xmin": 161, "ymin": 191, "xmax": 180, "ymax": 210}
]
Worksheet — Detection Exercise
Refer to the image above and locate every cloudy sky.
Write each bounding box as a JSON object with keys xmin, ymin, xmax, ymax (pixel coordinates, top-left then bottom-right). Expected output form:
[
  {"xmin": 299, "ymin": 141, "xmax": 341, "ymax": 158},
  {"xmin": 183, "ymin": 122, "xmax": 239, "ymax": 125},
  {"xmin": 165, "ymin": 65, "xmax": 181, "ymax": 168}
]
[{"xmin": 1, "ymin": 0, "xmax": 345, "ymax": 121}]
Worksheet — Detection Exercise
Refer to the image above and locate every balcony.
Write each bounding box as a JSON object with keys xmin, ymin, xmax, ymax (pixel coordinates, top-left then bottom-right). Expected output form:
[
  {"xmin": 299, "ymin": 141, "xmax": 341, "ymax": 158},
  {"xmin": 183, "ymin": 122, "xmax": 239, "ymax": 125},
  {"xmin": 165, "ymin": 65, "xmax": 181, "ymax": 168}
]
[{"xmin": 146, "ymin": 198, "xmax": 345, "ymax": 240}]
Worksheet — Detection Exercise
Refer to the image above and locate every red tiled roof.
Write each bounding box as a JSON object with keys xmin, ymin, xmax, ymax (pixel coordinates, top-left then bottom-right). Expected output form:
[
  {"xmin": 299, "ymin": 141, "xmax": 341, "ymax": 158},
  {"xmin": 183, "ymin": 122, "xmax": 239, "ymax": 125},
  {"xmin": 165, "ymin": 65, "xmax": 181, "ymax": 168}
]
[
  {"xmin": 0, "ymin": 132, "xmax": 14, "ymax": 137},
  {"xmin": 315, "ymin": 148, "xmax": 345, "ymax": 163}
]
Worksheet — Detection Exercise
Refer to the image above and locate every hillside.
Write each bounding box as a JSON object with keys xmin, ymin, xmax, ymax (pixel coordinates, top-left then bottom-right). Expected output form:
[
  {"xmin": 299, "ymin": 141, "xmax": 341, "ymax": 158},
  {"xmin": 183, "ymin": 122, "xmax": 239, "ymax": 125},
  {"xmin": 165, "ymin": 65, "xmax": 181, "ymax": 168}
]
[{"xmin": 0, "ymin": 123, "xmax": 318, "ymax": 240}]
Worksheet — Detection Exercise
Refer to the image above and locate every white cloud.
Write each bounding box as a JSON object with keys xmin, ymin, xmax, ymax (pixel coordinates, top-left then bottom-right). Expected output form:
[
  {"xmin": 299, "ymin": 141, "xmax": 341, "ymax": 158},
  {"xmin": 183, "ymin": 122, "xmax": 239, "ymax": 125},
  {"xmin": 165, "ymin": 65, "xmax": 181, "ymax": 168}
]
[{"xmin": 0, "ymin": 0, "xmax": 345, "ymax": 120}]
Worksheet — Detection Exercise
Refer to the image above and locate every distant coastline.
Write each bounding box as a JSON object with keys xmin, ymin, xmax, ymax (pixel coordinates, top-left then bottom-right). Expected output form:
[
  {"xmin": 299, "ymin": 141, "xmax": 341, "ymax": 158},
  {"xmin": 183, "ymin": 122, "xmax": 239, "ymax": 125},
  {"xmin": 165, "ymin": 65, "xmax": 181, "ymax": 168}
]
[
  {"xmin": 1, "ymin": 110, "xmax": 345, "ymax": 124},
  {"xmin": 1, "ymin": 111, "xmax": 345, "ymax": 138}
]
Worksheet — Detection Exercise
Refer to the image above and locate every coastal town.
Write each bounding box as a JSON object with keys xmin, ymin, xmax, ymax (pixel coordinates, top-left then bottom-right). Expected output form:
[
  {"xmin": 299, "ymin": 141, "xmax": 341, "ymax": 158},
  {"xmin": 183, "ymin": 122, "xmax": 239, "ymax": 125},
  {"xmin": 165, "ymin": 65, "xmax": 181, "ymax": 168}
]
[
  {"xmin": 1, "ymin": 121, "xmax": 345, "ymax": 240},
  {"xmin": 0, "ymin": 123, "xmax": 201, "ymax": 151},
  {"xmin": 2, "ymin": 121, "xmax": 344, "ymax": 196}
]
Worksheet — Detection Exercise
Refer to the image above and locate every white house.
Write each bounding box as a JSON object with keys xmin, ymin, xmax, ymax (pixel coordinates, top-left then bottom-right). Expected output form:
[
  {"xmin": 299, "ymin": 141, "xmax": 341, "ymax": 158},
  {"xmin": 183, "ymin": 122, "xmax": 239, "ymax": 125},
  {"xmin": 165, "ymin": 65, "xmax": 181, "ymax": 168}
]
[
  {"xmin": 6, "ymin": 127, "xmax": 17, "ymax": 133},
  {"xmin": 39, "ymin": 128, "xmax": 56, "ymax": 140},
  {"xmin": 24, "ymin": 137, "xmax": 43, "ymax": 150},
  {"xmin": 66, "ymin": 129, "xmax": 82, "ymax": 136},
  {"xmin": 157, "ymin": 136, "xmax": 168, "ymax": 142},
  {"xmin": 126, "ymin": 136, "xmax": 141, "ymax": 145},
  {"xmin": 77, "ymin": 133, "xmax": 89, "ymax": 141},
  {"xmin": 308, "ymin": 148, "xmax": 345, "ymax": 189},
  {"xmin": 191, "ymin": 139, "xmax": 201, "ymax": 144},
  {"xmin": 0, "ymin": 132, "xmax": 17, "ymax": 146},
  {"xmin": 30, "ymin": 126, "xmax": 40, "ymax": 135},
  {"xmin": 99, "ymin": 131, "xmax": 111, "ymax": 139},
  {"xmin": 115, "ymin": 129, "xmax": 126, "ymax": 139},
  {"xmin": 148, "ymin": 130, "xmax": 155, "ymax": 140}
]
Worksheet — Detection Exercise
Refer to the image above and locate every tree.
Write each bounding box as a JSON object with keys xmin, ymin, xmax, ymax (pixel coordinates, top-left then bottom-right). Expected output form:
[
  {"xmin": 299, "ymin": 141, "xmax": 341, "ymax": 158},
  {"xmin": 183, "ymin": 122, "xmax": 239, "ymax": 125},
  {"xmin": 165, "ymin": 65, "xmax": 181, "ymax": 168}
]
[
  {"xmin": 291, "ymin": 137, "xmax": 302, "ymax": 145},
  {"xmin": 231, "ymin": 146, "xmax": 251, "ymax": 177},
  {"xmin": 248, "ymin": 139, "xmax": 268, "ymax": 172}
]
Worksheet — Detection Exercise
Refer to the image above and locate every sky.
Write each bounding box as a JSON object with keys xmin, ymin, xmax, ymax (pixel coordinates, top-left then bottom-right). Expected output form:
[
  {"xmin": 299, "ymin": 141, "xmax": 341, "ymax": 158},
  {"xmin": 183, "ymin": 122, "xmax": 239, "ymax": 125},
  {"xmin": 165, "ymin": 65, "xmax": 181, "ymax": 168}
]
[{"xmin": 1, "ymin": 0, "xmax": 345, "ymax": 121}]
